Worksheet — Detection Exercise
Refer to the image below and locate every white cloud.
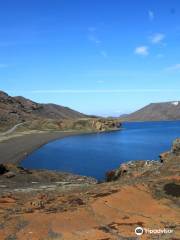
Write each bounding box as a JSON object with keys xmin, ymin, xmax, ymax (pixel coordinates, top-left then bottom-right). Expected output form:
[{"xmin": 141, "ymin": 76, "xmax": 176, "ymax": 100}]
[
  {"xmin": 100, "ymin": 50, "xmax": 108, "ymax": 58},
  {"xmin": 134, "ymin": 46, "xmax": 149, "ymax": 56},
  {"xmin": 151, "ymin": 33, "xmax": 165, "ymax": 44},
  {"xmin": 166, "ymin": 64, "xmax": 180, "ymax": 71},
  {"xmin": 148, "ymin": 10, "xmax": 154, "ymax": 21}
]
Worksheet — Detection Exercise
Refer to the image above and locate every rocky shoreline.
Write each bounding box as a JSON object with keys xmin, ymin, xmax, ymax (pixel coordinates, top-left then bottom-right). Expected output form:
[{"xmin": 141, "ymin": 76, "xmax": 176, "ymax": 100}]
[
  {"xmin": 0, "ymin": 139, "xmax": 179, "ymax": 239},
  {"xmin": 0, "ymin": 118, "xmax": 121, "ymax": 165}
]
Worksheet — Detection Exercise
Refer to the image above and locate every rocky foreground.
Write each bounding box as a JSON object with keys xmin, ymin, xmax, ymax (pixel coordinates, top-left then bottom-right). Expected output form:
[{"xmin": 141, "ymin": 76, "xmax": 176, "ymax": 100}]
[{"xmin": 0, "ymin": 140, "xmax": 180, "ymax": 240}]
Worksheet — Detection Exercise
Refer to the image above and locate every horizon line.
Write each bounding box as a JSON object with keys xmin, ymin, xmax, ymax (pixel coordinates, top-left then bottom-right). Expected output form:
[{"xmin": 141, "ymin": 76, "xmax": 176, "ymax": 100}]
[{"xmin": 6, "ymin": 89, "xmax": 180, "ymax": 94}]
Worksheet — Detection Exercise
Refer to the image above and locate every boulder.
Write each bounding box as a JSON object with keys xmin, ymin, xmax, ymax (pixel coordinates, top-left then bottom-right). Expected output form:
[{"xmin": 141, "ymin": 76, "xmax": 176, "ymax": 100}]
[
  {"xmin": 0, "ymin": 164, "xmax": 8, "ymax": 175},
  {"xmin": 106, "ymin": 164, "xmax": 128, "ymax": 181},
  {"xmin": 4, "ymin": 171, "xmax": 16, "ymax": 178},
  {"xmin": 92, "ymin": 118, "xmax": 121, "ymax": 132},
  {"xmin": 172, "ymin": 138, "xmax": 180, "ymax": 155},
  {"xmin": 106, "ymin": 170, "xmax": 116, "ymax": 182},
  {"xmin": 159, "ymin": 152, "xmax": 170, "ymax": 163}
]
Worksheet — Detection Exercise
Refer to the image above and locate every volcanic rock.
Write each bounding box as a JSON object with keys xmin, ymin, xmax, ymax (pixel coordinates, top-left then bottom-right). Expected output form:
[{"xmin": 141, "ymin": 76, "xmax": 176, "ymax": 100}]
[{"xmin": 0, "ymin": 164, "xmax": 8, "ymax": 175}]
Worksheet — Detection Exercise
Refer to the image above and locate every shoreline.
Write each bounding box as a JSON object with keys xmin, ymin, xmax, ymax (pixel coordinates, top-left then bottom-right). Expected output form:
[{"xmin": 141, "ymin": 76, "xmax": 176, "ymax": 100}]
[
  {"xmin": 0, "ymin": 131, "xmax": 88, "ymax": 165},
  {"xmin": 0, "ymin": 128, "xmax": 120, "ymax": 165},
  {"xmin": 0, "ymin": 137, "xmax": 179, "ymax": 240}
]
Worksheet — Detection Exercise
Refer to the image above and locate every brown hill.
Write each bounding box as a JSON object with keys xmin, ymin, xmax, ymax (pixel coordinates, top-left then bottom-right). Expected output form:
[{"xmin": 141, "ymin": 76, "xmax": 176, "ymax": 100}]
[
  {"xmin": 119, "ymin": 101, "xmax": 180, "ymax": 121},
  {"xmin": 0, "ymin": 90, "xmax": 86, "ymax": 128}
]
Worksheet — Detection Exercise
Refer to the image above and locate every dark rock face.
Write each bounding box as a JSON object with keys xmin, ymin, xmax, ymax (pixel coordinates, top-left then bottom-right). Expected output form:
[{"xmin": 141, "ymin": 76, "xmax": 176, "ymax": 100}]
[
  {"xmin": 106, "ymin": 170, "xmax": 116, "ymax": 182},
  {"xmin": 106, "ymin": 164, "xmax": 128, "ymax": 181},
  {"xmin": 164, "ymin": 183, "xmax": 180, "ymax": 197},
  {"xmin": 0, "ymin": 164, "xmax": 8, "ymax": 175}
]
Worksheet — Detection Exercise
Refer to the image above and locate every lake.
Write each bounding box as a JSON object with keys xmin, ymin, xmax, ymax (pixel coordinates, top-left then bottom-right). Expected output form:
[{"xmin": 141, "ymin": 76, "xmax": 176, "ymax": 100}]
[{"xmin": 21, "ymin": 121, "xmax": 180, "ymax": 180}]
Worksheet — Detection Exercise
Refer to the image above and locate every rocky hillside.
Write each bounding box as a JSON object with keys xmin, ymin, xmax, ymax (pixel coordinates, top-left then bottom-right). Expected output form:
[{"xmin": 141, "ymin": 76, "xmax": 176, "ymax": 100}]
[
  {"xmin": 0, "ymin": 90, "xmax": 86, "ymax": 128},
  {"xmin": 119, "ymin": 101, "xmax": 180, "ymax": 121},
  {"xmin": 0, "ymin": 90, "xmax": 121, "ymax": 133},
  {"xmin": 17, "ymin": 118, "xmax": 121, "ymax": 132}
]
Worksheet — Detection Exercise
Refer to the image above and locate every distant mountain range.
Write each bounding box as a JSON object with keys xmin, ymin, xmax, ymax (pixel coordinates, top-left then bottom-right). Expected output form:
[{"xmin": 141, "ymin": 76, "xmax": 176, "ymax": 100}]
[
  {"xmin": 119, "ymin": 101, "xmax": 180, "ymax": 121},
  {"xmin": 0, "ymin": 90, "xmax": 86, "ymax": 128},
  {"xmin": 1, "ymin": 90, "xmax": 180, "ymax": 129},
  {"xmin": 0, "ymin": 90, "xmax": 121, "ymax": 132}
]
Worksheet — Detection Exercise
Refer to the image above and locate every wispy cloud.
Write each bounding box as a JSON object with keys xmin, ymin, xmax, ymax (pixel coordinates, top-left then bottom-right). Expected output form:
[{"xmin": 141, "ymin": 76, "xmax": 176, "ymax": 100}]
[
  {"xmin": 100, "ymin": 50, "xmax": 108, "ymax": 58},
  {"xmin": 88, "ymin": 27, "xmax": 101, "ymax": 45},
  {"xmin": 148, "ymin": 10, "xmax": 154, "ymax": 21},
  {"xmin": 166, "ymin": 64, "xmax": 180, "ymax": 71},
  {"xmin": 0, "ymin": 64, "xmax": 8, "ymax": 68},
  {"xmin": 151, "ymin": 33, "xmax": 165, "ymax": 44},
  {"xmin": 88, "ymin": 26, "xmax": 108, "ymax": 58},
  {"xmin": 27, "ymin": 89, "xmax": 180, "ymax": 94},
  {"xmin": 88, "ymin": 35, "xmax": 101, "ymax": 45},
  {"xmin": 134, "ymin": 46, "xmax": 149, "ymax": 56}
]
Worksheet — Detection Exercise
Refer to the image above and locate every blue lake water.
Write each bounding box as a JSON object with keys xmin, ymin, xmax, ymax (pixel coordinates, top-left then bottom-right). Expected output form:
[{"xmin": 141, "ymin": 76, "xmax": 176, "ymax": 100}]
[{"xmin": 21, "ymin": 121, "xmax": 180, "ymax": 180}]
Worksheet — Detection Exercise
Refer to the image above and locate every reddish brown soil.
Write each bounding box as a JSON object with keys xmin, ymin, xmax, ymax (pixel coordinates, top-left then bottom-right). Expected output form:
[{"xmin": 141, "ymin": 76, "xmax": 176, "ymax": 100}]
[{"xmin": 0, "ymin": 140, "xmax": 179, "ymax": 239}]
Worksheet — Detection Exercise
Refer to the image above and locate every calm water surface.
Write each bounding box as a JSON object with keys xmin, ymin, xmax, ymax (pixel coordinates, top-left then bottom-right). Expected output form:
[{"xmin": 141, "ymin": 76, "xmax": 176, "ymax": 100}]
[{"xmin": 21, "ymin": 121, "xmax": 180, "ymax": 180}]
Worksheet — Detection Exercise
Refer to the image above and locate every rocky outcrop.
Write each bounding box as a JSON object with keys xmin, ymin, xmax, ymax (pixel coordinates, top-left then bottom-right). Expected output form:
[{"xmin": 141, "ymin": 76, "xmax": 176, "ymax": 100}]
[
  {"xmin": 106, "ymin": 138, "xmax": 180, "ymax": 182},
  {"xmin": 159, "ymin": 138, "xmax": 180, "ymax": 163},
  {"xmin": 172, "ymin": 138, "xmax": 180, "ymax": 155},
  {"xmin": 0, "ymin": 164, "xmax": 8, "ymax": 174},
  {"xmin": 91, "ymin": 118, "xmax": 121, "ymax": 131},
  {"xmin": 0, "ymin": 164, "xmax": 97, "ymax": 189},
  {"xmin": 106, "ymin": 160, "xmax": 161, "ymax": 181},
  {"xmin": 17, "ymin": 117, "xmax": 121, "ymax": 132}
]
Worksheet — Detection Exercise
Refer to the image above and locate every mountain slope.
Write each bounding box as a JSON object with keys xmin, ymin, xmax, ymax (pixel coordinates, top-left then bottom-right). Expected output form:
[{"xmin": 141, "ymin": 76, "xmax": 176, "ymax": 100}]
[
  {"xmin": 119, "ymin": 101, "xmax": 180, "ymax": 121},
  {"xmin": 0, "ymin": 90, "xmax": 86, "ymax": 128},
  {"xmin": 14, "ymin": 96, "xmax": 85, "ymax": 119}
]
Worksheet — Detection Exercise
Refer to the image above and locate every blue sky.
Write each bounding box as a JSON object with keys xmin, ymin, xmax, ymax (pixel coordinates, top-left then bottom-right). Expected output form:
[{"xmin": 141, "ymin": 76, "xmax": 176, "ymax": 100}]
[{"xmin": 0, "ymin": 0, "xmax": 180, "ymax": 116}]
